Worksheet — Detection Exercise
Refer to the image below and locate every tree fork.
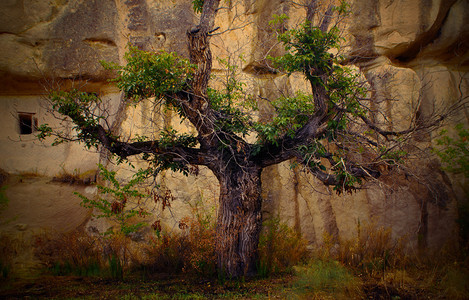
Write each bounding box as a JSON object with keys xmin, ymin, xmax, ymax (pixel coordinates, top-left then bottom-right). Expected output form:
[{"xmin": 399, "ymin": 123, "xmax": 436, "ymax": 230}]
[
  {"xmin": 186, "ymin": 0, "xmax": 264, "ymax": 277},
  {"xmin": 185, "ymin": 0, "xmax": 220, "ymax": 146}
]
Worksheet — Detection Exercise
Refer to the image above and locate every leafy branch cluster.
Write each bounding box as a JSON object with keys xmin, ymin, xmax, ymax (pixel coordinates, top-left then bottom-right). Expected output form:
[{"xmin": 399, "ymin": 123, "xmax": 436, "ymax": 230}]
[
  {"xmin": 144, "ymin": 128, "xmax": 199, "ymax": 176},
  {"xmin": 255, "ymin": 92, "xmax": 315, "ymax": 144},
  {"xmin": 259, "ymin": 6, "xmax": 375, "ymax": 192},
  {"xmin": 269, "ymin": 20, "xmax": 341, "ymax": 82},
  {"xmin": 38, "ymin": 90, "xmax": 105, "ymax": 148},
  {"xmin": 102, "ymin": 46, "xmax": 196, "ymax": 104},
  {"xmin": 433, "ymin": 124, "xmax": 469, "ymax": 178},
  {"xmin": 192, "ymin": 0, "xmax": 204, "ymax": 13},
  {"xmin": 77, "ymin": 164, "xmax": 151, "ymax": 236}
]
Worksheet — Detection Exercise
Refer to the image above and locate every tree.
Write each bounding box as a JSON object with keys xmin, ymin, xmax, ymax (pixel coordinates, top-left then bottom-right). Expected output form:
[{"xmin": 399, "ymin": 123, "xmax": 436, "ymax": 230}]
[{"xmin": 38, "ymin": 0, "xmax": 456, "ymax": 277}]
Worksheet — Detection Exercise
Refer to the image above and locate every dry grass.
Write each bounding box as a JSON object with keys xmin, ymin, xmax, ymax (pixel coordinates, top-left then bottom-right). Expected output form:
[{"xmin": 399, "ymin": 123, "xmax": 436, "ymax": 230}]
[
  {"xmin": 334, "ymin": 220, "xmax": 408, "ymax": 276},
  {"xmin": 309, "ymin": 220, "xmax": 469, "ymax": 299},
  {"xmin": 142, "ymin": 233, "xmax": 188, "ymax": 274},
  {"xmin": 0, "ymin": 235, "xmax": 18, "ymax": 279},
  {"xmin": 14, "ymin": 217, "xmax": 467, "ymax": 299},
  {"xmin": 34, "ymin": 230, "xmax": 104, "ymax": 277},
  {"xmin": 51, "ymin": 169, "xmax": 95, "ymax": 185},
  {"xmin": 143, "ymin": 215, "xmax": 216, "ymax": 276},
  {"xmin": 293, "ymin": 260, "xmax": 363, "ymax": 299},
  {"xmin": 258, "ymin": 217, "xmax": 309, "ymax": 276}
]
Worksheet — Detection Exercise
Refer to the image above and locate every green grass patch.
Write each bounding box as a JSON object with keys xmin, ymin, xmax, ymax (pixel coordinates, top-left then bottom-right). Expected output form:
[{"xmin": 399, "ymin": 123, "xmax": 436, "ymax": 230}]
[{"xmin": 292, "ymin": 260, "xmax": 362, "ymax": 299}]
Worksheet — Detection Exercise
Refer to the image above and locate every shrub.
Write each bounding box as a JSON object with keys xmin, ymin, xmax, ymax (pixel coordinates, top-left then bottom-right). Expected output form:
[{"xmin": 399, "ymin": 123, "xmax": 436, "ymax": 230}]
[
  {"xmin": 183, "ymin": 215, "xmax": 216, "ymax": 276},
  {"xmin": 335, "ymin": 220, "xmax": 407, "ymax": 276},
  {"xmin": 293, "ymin": 259, "xmax": 363, "ymax": 299},
  {"xmin": 0, "ymin": 235, "xmax": 17, "ymax": 279},
  {"xmin": 77, "ymin": 164, "xmax": 150, "ymax": 237},
  {"xmin": 34, "ymin": 230, "xmax": 143, "ymax": 279},
  {"xmin": 258, "ymin": 217, "xmax": 309, "ymax": 276},
  {"xmin": 34, "ymin": 230, "xmax": 104, "ymax": 277},
  {"xmin": 143, "ymin": 215, "xmax": 216, "ymax": 276},
  {"xmin": 141, "ymin": 233, "xmax": 188, "ymax": 274}
]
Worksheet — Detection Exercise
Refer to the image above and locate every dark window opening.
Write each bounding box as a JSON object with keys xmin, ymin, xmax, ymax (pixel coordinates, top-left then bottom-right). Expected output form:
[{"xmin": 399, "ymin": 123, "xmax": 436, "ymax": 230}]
[{"xmin": 18, "ymin": 113, "xmax": 37, "ymax": 135}]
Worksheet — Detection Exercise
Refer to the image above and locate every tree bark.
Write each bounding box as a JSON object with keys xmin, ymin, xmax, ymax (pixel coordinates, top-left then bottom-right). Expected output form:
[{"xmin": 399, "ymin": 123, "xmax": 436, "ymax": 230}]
[{"xmin": 212, "ymin": 163, "xmax": 263, "ymax": 277}]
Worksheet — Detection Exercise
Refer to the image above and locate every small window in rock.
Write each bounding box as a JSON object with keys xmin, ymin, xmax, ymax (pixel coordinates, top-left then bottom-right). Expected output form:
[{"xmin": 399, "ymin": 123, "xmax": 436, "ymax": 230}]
[{"xmin": 18, "ymin": 113, "xmax": 37, "ymax": 135}]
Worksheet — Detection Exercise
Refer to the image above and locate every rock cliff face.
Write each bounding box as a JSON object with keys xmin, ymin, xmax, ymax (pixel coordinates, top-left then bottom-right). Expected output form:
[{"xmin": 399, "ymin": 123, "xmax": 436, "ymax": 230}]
[{"xmin": 0, "ymin": 0, "xmax": 467, "ymax": 251}]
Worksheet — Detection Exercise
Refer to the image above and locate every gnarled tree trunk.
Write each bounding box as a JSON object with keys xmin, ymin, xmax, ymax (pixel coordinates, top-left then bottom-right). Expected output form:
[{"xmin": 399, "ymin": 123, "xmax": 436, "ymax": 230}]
[
  {"xmin": 212, "ymin": 163, "xmax": 263, "ymax": 277},
  {"xmin": 185, "ymin": 0, "xmax": 265, "ymax": 277}
]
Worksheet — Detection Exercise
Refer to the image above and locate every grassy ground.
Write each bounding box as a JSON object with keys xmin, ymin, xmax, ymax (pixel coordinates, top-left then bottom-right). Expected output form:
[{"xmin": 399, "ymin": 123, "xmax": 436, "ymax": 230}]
[
  {"xmin": 1, "ymin": 263, "xmax": 467, "ymax": 300},
  {"xmin": 1, "ymin": 273, "xmax": 294, "ymax": 299}
]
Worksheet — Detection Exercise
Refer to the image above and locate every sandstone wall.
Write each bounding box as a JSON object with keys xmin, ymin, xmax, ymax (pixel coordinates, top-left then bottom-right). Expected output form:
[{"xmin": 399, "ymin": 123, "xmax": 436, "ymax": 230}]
[{"xmin": 0, "ymin": 0, "xmax": 467, "ymax": 251}]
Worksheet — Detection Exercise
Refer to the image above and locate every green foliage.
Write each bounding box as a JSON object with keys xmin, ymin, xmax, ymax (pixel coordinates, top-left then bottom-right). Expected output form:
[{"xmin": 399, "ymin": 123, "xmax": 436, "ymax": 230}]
[
  {"xmin": 434, "ymin": 123, "xmax": 469, "ymax": 178},
  {"xmin": 208, "ymin": 88, "xmax": 253, "ymax": 137},
  {"xmin": 258, "ymin": 217, "xmax": 308, "ymax": 276},
  {"xmin": 77, "ymin": 164, "xmax": 150, "ymax": 236},
  {"xmin": 327, "ymin": 65, "xmax": 366, "ymax": 116},
  {"xmin": 379, "ymin": 146, "xmax": 408, "ymax": 165},
  {"xmin": 433, "ymin": 124, "xmax": 469, "ymax": 247},
  {"xmin": 45, "ymin": 89, "xmax": 104, "ymax": 148},
  {"xmin": 260, "ymin": 15, "xmax": 366, "ymax": 149},
  {"xmin": 208, "ymin": 58, "xmax": 256, "ymax": 137},
  {"xmin": 36, "ymin": 123, "xmax": 53, "ymax": 141},
  {"xmin": 268, "ymin": 13, "xmax": 289, "ymax": 27},
  {"xmin": 334, "ymin": 0, "xmax": 351, "ymax": 15},
  {"xmin": 293, "ymin": 260, "xmax": 362, "ymax": 298},
  {"xmin": 269, "ymin": 21, "xmax": 341, "ymax": 79},
  {"xmin": 131, "ymin": 134, "xmax": 149, "ymax": 143},
  {"xmin": 255, "ymin": 91, "xmax": 314, "ymax": 144},
  {"xmin": 331, "ymin": 158, "xmax": 362, "ymax": 194},
  {"xmin": 192, "ymin": 0, "xmax": 204, "ymax": 13},
  {"xmin": 102, "ymin": 46, "xmax": 196, "ymax": 104},
  {"xmin": 297, "ymin": 142, "xmax": 364, "ymax": 193},
  {"xmin": 297, "ymin": 142, "xmax": 328, "ymax": 171},
  {"xmin": 146, "ymin": 128, "xmax": 198, "ymax": 176},
  {"xmin": 159, "ymin": 128, "xmax": 198, "ymax": 149}
]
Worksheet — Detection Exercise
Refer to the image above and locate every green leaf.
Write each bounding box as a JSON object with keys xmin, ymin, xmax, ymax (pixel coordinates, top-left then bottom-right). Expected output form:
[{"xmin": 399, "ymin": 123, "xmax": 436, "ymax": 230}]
[{"xmin": 192, "ymin": 0, "xmax": 204, "ymax": 13}]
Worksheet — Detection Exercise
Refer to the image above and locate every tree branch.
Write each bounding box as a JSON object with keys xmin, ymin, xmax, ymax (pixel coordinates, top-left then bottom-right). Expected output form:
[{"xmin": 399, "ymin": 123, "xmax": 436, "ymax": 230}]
[
  {"xmin": 183, "ymin": 0, "xmax": 221, "ymax": 148},
  {"xmin": 82, "ymin": 124, "xmax": 208, "ymax": 166},
  {"xmin": 319, "ymin": 4, "xmax": 334, "ymax": 32}
]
